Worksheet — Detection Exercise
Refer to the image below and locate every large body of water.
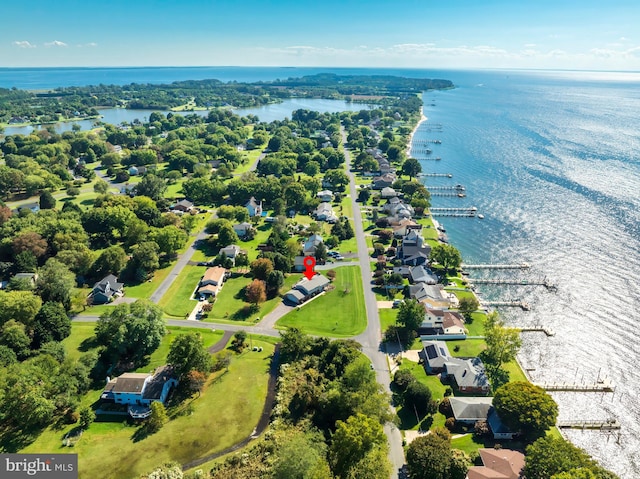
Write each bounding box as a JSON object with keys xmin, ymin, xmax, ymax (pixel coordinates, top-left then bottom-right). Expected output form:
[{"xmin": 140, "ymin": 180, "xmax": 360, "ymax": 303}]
[
  {"xmin": 1, "ymin": 67, "xmax": 639, "ymax": 477},
  {"xmin": 413, "ymin": 70, "xmax": 640, "ymax": 478}
]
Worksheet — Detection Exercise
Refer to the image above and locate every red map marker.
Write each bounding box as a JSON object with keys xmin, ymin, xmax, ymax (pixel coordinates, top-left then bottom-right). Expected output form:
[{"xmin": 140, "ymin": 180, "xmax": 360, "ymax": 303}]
[{"xmin": 303, "ymin": 257, "xmax": 316, "ymax": 280}]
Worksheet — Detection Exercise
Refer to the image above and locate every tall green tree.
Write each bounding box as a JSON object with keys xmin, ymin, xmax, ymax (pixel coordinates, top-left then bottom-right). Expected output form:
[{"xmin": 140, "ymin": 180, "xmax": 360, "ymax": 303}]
[
  {"xmin": 396, "ymin": 299, "xmax": 424, "ymax": 333},
  {"xmin": 429, "ymin": 243, "xmax": 462, "ymax": 272},
  {"xmin": 32, "ymin": 302, "xmax": 71, "ymax": 347},
  {"xmin": 483, "ymin": 311, "xmax": 522, "ymax": 368},
  {"xmin": 406, "ymin": 432, "xmax": 452, "ymax": 479},
  {"xmin": 146, "ymin": 401, "xmax": 168, "ymax": 433},
  {"xmin": 151, "ymin": 225, "xmax": 188, "ymax": 257},
  {"xmin": 39, "ymin": 190, "xmax": 57, "ymax": 210},
  {"xmin": 329, "ymin": 413, "xmax": 387, "ymax": 479},
  {"xmin": 167, "ymin": 333, "xmax": 212, "ymax": 379},
  {"xmin": 402, "ymin": 157, "xmax": 422, "ymax": 179},
  {"xmin": 95, "ymin": 299, "xmax": 165, "ymax": 365},
  {"xmin": 493, "ymin": 381, "xmax": 558, "ymax": 438},
  {"xmin": 134, "ymin": 174, "xmax": 167, "ymax": 201},
  {"xmin": 0, "ymin": 290, "xmax": 42, "ymax": 327},
  {"xmin": 36, "ymin": 258, "xmax": 76, "ymax": 309}
]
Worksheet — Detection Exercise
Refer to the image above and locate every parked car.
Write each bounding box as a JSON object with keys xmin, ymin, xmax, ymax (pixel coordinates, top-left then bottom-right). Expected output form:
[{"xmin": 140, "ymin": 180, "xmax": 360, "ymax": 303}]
[{"xmin": 392, "ymin": 299, "xmax": 404, "ymax": 308}]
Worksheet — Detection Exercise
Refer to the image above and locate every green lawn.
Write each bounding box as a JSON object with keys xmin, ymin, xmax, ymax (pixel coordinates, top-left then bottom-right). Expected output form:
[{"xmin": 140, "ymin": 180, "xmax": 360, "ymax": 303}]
[
  {"xmin": 61, "ymin": 322, "xmax": 99, "ymax": 361},
  {"xmin": 234, "ymin": 149, "xmax": 263, "ymax": 175},
  {"xmin": 379, "ymin": 308, "xmax": 397, "ymax": 332},
  {"xmin": 276, "ymin": 265, "xmax": 367, "ymax": 337},
  {"xmin": 124, "ymin": 264, "xmax": 174, "ymax": 300},
  {"xmin": 448, "ymin": 339, "xmax": 486, "ymax": 358},
  {"xmin": 158, "ymin": 265, "xmax": 204, "ymax": 317},
  {"xmin": 22, "ymin": 339, "xmax": 275, "ymax": 479}
]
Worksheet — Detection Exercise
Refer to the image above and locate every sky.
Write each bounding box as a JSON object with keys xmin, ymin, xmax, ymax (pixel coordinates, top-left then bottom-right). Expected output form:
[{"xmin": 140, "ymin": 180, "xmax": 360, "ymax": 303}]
[{"xmin": 2, "ymin": 0, "xmax": 640, "ymax": 71}]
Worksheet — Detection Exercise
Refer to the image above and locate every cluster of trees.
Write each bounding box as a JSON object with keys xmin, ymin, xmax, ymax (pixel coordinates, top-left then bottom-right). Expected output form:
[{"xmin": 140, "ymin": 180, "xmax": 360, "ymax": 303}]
[
  {"xmin": 174, "ymin": 329, "xmax": 393, "ymax": 479},
  {"xmin": 406, "ymin": 427, "xmax": 472, "ymax": 479}
]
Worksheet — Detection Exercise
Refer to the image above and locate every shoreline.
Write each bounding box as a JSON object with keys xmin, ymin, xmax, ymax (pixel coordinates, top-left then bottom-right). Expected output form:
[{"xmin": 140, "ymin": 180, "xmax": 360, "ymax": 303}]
[{"xmin": 406, "ymin": 111, "xmax": 428, "ymax": 157}]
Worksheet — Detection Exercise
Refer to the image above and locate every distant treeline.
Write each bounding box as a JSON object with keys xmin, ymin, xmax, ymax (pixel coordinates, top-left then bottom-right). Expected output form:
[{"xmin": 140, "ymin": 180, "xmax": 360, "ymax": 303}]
[{"xmin": 0, "ymin": 74, "xmax": 453, "ymax": 126}]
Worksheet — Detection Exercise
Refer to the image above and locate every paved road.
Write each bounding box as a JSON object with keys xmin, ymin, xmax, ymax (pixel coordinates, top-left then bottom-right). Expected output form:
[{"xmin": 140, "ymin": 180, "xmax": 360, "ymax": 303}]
[
  {"xmin": 149, "ymin": 216, "xmax": 213, "ymax": 304},
  {"xmin": 341, "ymin": 127, "xmax": 406, "ymax": 477}
]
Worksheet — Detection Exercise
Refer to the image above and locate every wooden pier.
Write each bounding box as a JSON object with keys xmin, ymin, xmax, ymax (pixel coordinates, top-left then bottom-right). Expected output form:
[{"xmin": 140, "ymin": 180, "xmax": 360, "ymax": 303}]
[
  {"xmin": 431, "ymin": 207, "xmax": 477, "ymax": 212},
  {"xmin": 413, "ymin": 139, "xmax": 442, "ymax": 144},
  {"xmin": 431, "ymin": 192, "xmax": 466, "ymax": 197},
  {"xmin": 420, "ymin": 173, "xmax": 453, "ymax": 178},
  {"xmin": 427, "ymin": 185, "xmax": 465, "ymax": 191},
  {"xmin": 558, "ymin": 419, "xmax": 620, "ymax": 430},
  {"xmin": 481, "ymin": 300, "xmax": 531, "ymax": 311},
  {"xmin": 535, "ymin": 378, "xmax": 615, "ymax": 392},
  {"xmin": 520, "ymin": 327, "xmax": 556, "ymax": 337},
  {"xmin": 432, "ymin": 211, "xmax": 475, "ymax": 217},
  {"xmin": 467, "ymin": 277, "xmax": 557, "ymax": 291},
  {"xmin": 411, "ymin": 148, "xmax": 432, "ymax": 154},
  {"xmin": 462, "ymin": 263, "xmax": 530, "ymax": 270}
]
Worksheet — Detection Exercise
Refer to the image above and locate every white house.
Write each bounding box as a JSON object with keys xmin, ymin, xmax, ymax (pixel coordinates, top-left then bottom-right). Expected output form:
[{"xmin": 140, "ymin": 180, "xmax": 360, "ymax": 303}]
[
  {"xmin": 197, "ymin": 266, "xmax": 226, "ymax": 298},
  {"xmin": 101, "ymin": 366, "xmax": 178, "ymax": 418},
  {"xmin": 314, "ymin": 202, "xmax": 338, "ymax": 223},
  {"xmin": 317, "ymin": 190, "xmax": 334, "ymax": 202}
]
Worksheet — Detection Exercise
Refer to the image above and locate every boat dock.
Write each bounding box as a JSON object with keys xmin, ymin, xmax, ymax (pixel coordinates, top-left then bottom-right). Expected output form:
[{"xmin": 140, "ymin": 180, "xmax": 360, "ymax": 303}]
[
  {"xmin": 481, "ymin": 300, "xmax": 531, "ymax": 311},
  {"xmin": 462, "ymin": 263, "xmax": 530, "ymax": 270},
  {"xmin": 413, "ymin": 139, "xmax": 442, "ymax": 144},
  {"xmin": 467, "ymin": 277, "xmax": 557, "ymax": 291},
  {"xmin": 431, "ymin": 211, "xmax": 476, "ymax": 217},
  {"xmin": 411, "ymin": 148, "xmax": 432, "ymax": 154},
  {"xmin": 535, "ymin": 378, "xmax": 615, "ymax": 392},
  {"xmin": 420, "ymin": 173, "xmax": 453, "ymax": 178},
  {"xmin": 427, "ymin": 185, "xmax": 465, "ymax": 191},
  {"xmin": 431, "ymin": 207, "xmax": 477, "ymax": 212},
  {"xmin": 430, "ymin": 192, "xmax": 466, "ymax": 198},
  {"xmin": 520, "ymin": 327, "xmax": 556, "ymax": 337},
  {"xmin": 558, "ymin": 419, "xmax": 620, "ymax": 430}
]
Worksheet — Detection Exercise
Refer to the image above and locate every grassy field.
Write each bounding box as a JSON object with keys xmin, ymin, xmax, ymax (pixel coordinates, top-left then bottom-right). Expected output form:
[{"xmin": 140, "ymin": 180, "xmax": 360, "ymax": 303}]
[
  {"xmin": 158, "ymin": 265, "xmax": 204, "ymax": 317},
  {"xmin": 22, "ymin": 329, "xmax": 274, "ymax": 479},
  {"xmin": 379, "ymin": 308, "xmax": 397, "ymax": 332},
  {"xmin": 276, "ymin": 265, "xmax": 367, "ymax": 337}
]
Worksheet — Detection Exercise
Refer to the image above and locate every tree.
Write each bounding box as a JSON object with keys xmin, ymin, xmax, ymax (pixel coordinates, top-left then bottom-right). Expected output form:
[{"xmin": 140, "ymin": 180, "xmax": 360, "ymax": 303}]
[
  {"xmin": 405, "ymin": 432, "xmax": 452, "ymax": 479},
  {"xmin": 216, "ymin": 224, "xmax": 239, "ymax": 247},
  {"xmin": 329, "ymin": 413, "xmax": 387, "ymax": 479},
  {"xmin": 146, "ymin": 401, "xmax": 168, "ymax": 433},
  {"xmin": 94, "ymin": 179, "xmax": 109, "ymax": 194},
  {"xmin": 404, "ymin": 380, "xmax": 436, "ymax": 416},
  {"xmin": 430, "ymin": 243, "xmax": 462, "ymax": 272},
  {"xmin": 346, "ymin": 448, "xmax": 392, "ymax": 479},
  {"xmin": 323, "ymin": 169, "xmax": 349, "ymax": 190},
  {"xmin": 135, "ymin": 174, "xmax": 167, "ymax": 201},
  {"xmin": 245, "ymin": 279, "xmax": 267, "ymax": 305},
  {"xmin": 386, "ymin": 145, "xmax": 403, "ymax": 162},
  {"xmin": 273, "ymin": 429, "xmax": 330, "ymax": 479},
  {"xmin": 230, "ymin": 331, "xmax": 247, "ymax": 351},
  {"xmin": 525, "ymin": 436, "xmax": 612, "ymax": 479},
  {"xmin": 92, "ymin": 245, "xmax": 128, "ymax": 278},
  {"xmin": 402, "ymin": 158, "xmax": 422, "ymax": 179},
  {"xmin": 458, "ymin": 296, "xmax": 479, "ymax": 319},
  {"xmin": 493, "ymin": 381, "xmax": 558, "ymax": 437},
  {"xmin": 0, "ymin": 290, "xmax": 42, "ymax": 327},
  {"xmin": 0, "ymin": 320, "xmax": 32, "ymax": 359},
  {"xmin": 284, "ymin": 182, "xmax": 308, "ymax": 211},
  {"xmin": 303, "ymin": 160, "xmax": 320, "ymax": 177},
  {"xmin": 127, "ymin": 241, "xmax": 160, "ymax": 281},
  {"xmin": 266, "ymin": 270, "xmax": 285, "ymax": 298},
  {"xmin": 483, "ymin": 311, "xmax": 522, "ymax": 368},
  {"xmin": 186, "ymin": 370, "xmax": 207, "ymax": 397},
  {"xmin": 32, "ymin": 302, "xmax": 71, "ymax": 347},
  {"xmin": 78, "ymin": 406, "xmax": 95, "ymax": 429},
  {"xmin": 36, "ymin": 258, "xmax": 76, "ymax": 309},
  {"xmin": 396, "ymin": 299, "xmax": 424, "ymax": 333},
  {"xmin": 95, "ymin": 299, "xmax": 166, "ymax": 365},
  {"xmin": 151, "ymin": 225, "xmax": 188, "ymax": 257},
  {"xmin": 39, "ymin": 190, "xmax": 57, "ymax": 210},
  {"xmin": 250, "ymin": 258, "xmax": 274, "ymax": 281},
  {"xmin": 13, "ymin": 231, "xmax": 48, "ymax": 258},
  {"xmin": 167, "ymin": 333, "xmax": 212, "ymax": 379}
]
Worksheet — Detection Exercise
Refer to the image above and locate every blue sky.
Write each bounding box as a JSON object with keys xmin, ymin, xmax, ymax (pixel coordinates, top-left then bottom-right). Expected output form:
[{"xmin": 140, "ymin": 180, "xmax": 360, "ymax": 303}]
[{"xmin": 3, "ymin": 0, "xmax": 640, "ymax": 70}]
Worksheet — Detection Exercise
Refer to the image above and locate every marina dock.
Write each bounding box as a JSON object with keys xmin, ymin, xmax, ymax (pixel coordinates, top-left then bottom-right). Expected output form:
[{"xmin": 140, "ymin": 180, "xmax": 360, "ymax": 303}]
[
  {"xmin": 413, "ymin": 139, "xmax": 442, "ymax": 144},
  {"xmin": 420, "ymin": 173, "xmax": 453, "ymax": 178},
  {"xmin": 520, "ymin": 327, "xmax": 556, "ymax": 337},
  {"xmin": 467, "ymin": 277, "xmax": 557, "ymax": 291},
  {"xmin": 427, "ymin": 185, "xmax": 465, "ymax": 191}
]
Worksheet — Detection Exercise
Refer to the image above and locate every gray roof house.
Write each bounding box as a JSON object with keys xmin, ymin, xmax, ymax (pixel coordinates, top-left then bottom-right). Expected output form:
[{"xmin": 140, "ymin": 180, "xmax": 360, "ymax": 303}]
[
  {"xmin": 317, "ymin": 190, "xmax": 334, "ymax": 202},
  {"xmin": 283, "ymin": 274, "xmax": 330, "ymax": 305},
  {"xmin": 171, "ymin": 199, "xmax": 194, "ymax": 213},
  {"xmin": 442, "ymin": 357, "xmax": 491, "ymax": 395},
  {"xmin": 410, "ymin": 265, "xmax": 439, "ymax": 285},
  {"xmin": 303, "ymin": 234, "xmax": 324, "ymax": 255},
  {"xmin": 421, "ymin": 340, "xmax": 452, "ymax": 374},
  {"xmin": 397, "ymin": 230, "xmax": 431, "ymax": 266},
  {"xmin": 449, "ymin": 397, "xmax": 494, "ymax": 424},
  {"xmin": 314, "ymin": 202, "xmax": 338, "ymax": 223},
  {"xmin": 233, "ymin": 222, "xmax": 253, "ymax": 238},
  {"xmin": 487, "ymin": 407, "xmax": 518, "ymax": 440},
  {"xmin": 91, "ymin": 274, "xmax": 124, "ymax": 304},
  {"xmin": 409, "ymin": 283, "xmax": 451, "ymax": 308}
]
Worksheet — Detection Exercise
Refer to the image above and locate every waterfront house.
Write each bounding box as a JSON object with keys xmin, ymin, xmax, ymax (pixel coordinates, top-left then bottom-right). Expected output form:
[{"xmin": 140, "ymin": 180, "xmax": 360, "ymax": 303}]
[
  {"xmin": 245, "ymin": 196, "xmax": 263, "ymax": 217},
  {"xmin": 381, "ymin": 186, "xmax": 398, "ymax": 198},
  {"xmin": 397, "ymin": 230, "xmax": 431, "ymax": 265},
  {"xmin": 101, "ymin": 365, "xmax": 178, "ymax": 419},
  {"xmin": 283, "ymin": 274, "xmax": 330, "ymax": 305},
  {"xmin": 421, "ymin": 340, "xmax": 452, "ymax": 374},
  {"xmin": 391, "ymin": 219, "xmax": 421, "ymax": 238},
  {"xmin": 410, "ymin": 265, "xmax": 439, "ymax": 285},
  {"xmin": 420, "ymin": 308, "xmax": 467, "ymax": 336},
  {"xmin": 487, "ymin": 408, "xmax": 518, "ymax": 440},
  {"xmin": 442, "ymin": 357, "xmax": 491, "ymax": 395},
  {"xmin": 409, "ymin": 283, "xmax": 451, "ymax": 309},
  {"xmin": 197, "ymin": 266, "xmax": 226, "ymax": 299},
  {"xmin": 466, "ymin": 448, "xmax": 525, "ymax": 479},
  {"xmin": 449, "ymin": 397, "xmax": 494, "ymax": 425},
  {"xmin": 90, "ymin": 274, "xmax": 124, "ymax": 304},
  {"xmin": 372, "ymin": 173, "xmax": 396, "ymax": 190}
]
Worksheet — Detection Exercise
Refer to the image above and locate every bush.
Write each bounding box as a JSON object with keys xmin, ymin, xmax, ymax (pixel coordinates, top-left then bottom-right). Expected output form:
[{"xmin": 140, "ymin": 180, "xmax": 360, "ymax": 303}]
[
  {"xmin": 438, "ymin": 397, "xmax": 453, "ymax": 417},
  {"xmin": 393, "ymin": 369, "xmax": 416, "ymax": 391},
  {"xmin": 474, "ymin": 420, "xmax": 490, "ymax": 437},
  {"xmin": 445, "ymin": 417, "xmax": 456, "ymax": 431}
]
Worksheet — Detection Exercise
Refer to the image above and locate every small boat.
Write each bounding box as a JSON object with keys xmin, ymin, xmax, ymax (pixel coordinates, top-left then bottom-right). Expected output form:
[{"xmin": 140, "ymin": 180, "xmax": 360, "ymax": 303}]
[{"xmin": 477, "ymin": 214, "xmax": 485, "ymax": 219}]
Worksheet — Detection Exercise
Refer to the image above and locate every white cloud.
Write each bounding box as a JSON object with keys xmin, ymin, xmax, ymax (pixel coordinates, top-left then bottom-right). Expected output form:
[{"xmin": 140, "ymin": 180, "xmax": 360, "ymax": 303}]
[
  {"xmin": 44, "ymin": 40, "xmax": 68, "ymax": 47},
  {"xmin": 12, "ymin": 41, "xmax": 35, "ymax": 48},
  {"xmin": 77, "ymin": 42, "xmax": 98, "ymax": 48}
]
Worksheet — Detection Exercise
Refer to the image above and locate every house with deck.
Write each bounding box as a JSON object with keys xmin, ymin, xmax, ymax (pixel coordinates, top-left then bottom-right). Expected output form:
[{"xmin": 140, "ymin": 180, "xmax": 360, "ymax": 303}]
[{"xmin": 101, "ymin": 366, "xmax": 178, "ymax": 419}]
